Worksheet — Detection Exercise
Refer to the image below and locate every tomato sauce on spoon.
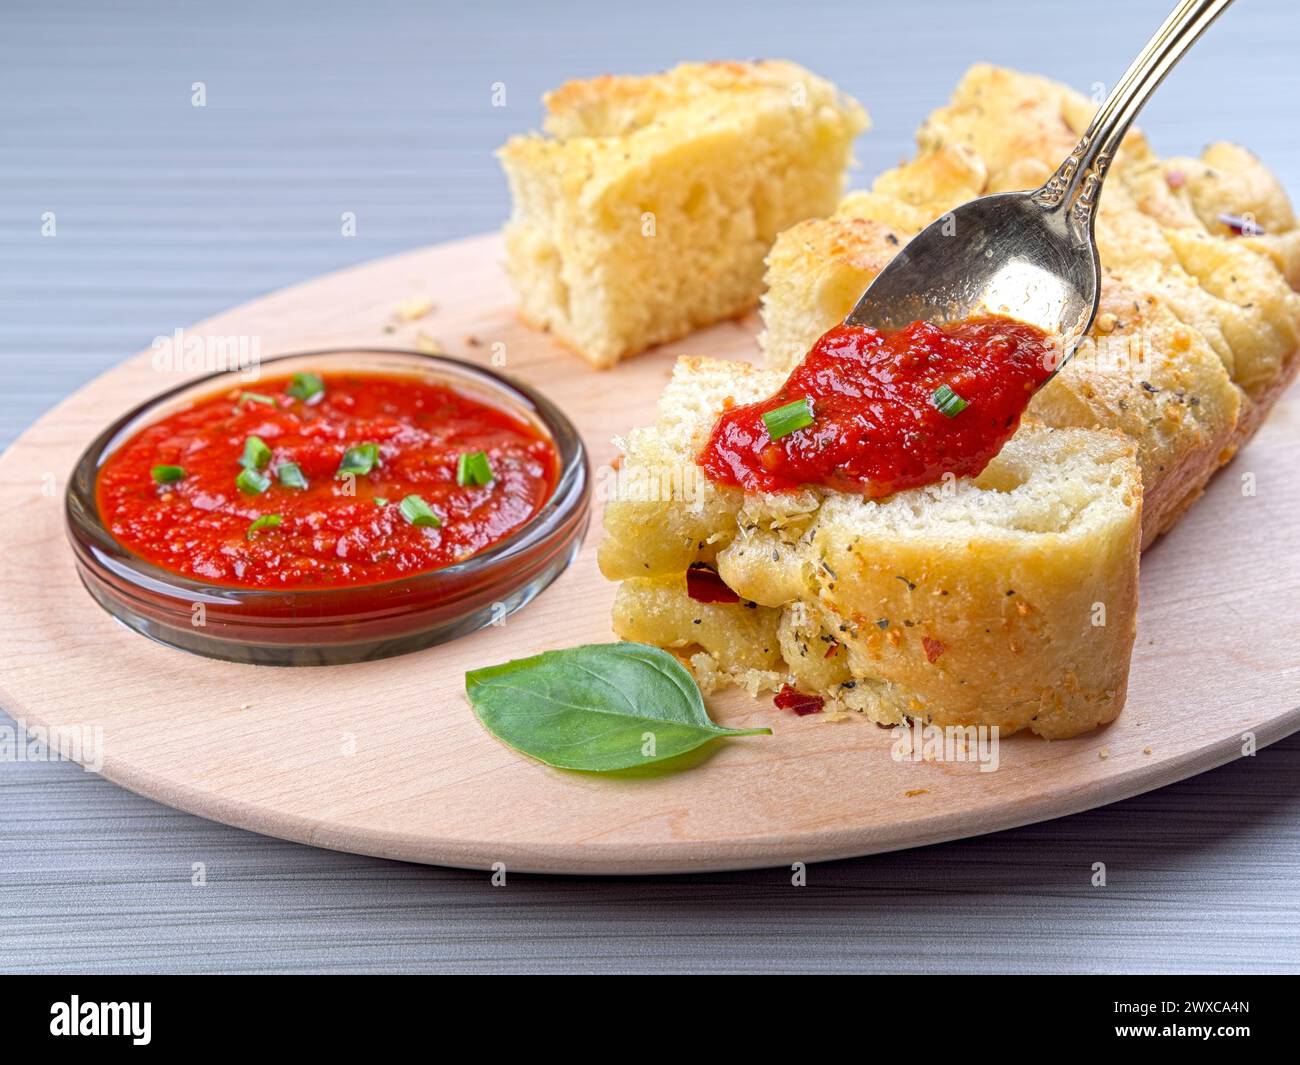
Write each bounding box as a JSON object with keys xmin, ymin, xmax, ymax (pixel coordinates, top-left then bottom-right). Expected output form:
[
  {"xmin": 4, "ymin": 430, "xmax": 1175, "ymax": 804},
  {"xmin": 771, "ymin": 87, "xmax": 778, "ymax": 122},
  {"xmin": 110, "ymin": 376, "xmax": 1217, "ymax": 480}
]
[{"xmin": 699, "ymin": 317, "xmax": 1058, "ymax": 497}]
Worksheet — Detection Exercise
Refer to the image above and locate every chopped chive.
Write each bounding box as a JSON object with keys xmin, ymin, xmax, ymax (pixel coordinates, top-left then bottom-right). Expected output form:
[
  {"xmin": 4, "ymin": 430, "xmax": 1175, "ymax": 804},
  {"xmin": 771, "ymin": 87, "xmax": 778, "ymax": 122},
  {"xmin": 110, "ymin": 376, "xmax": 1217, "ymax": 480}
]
[
  {"xmin": 288, "ymin": 372, "xmax": 325, "ymax": 404},
  {"xmin": 151, "ymin": 464, "xmax": 185, "ymax": 485},
  {"xmin": 246, "ymin": 514, "xmax": 282, "ymax": 540},
  {"xmin": 762, "ymin": 398, "xmax": 814, "ymax": 440},
  {"xmin": 373, "ymin": 497, "xmax": 389, "ymax": 507},
  {"xmin": 239, "ymin": 435, "xmax": 272, "ymax": 470},
  {"xmin": 399, "ymin": 494, "xmax": 441, "ymax": 528},
  {"xmin": 236, "ymin": 467, "xmax": 272, "ymax": 495},
  {"xmin": 932, "ymin": 384, "xmax": 969, "ymax": 417},
  {"xmin": 276, "ymin": 461, "xmax": 308, "ymax": 490},
  {"xmin": 336, "ymin": 442, "xmax": 380, "ymax": 479},
  {"xmin": 239, "ymin": 391, "xmax": 276, "ymax": 407},
  {"xmin": 273, "ymin": 460, "xmax": 305, "ymax": 488},
  {"xmin": 456, "ymin": 450, "xmax": 494, "ymax": 487}
]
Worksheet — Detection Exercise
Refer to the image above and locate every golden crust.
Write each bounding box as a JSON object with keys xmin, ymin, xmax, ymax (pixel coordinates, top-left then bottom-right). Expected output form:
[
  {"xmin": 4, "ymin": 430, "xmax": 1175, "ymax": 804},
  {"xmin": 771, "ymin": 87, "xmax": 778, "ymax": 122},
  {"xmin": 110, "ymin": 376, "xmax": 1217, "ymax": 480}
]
[
  {"xmin": 758, "ymin": 215, "xmax": 907, "ymax": 369},
  {"xmin": 1028, "ymin": 275, "xmax": 1241, "ymax": 547},
  {"xmin": 498, "ymin": 60, "xmax": 867, "ymax": 367},
  {"xmin": 541, "ymin": 60, "xmax": 840, "ymax": 137}
]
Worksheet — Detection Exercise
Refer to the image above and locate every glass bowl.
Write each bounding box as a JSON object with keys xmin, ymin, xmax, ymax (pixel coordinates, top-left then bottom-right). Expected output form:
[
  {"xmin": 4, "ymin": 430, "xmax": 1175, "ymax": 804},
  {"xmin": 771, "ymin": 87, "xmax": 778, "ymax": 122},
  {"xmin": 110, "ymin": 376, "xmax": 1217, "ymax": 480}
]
[{"xmin": 66, "ymin": 349, "xmax": 591, "ymax": 665}]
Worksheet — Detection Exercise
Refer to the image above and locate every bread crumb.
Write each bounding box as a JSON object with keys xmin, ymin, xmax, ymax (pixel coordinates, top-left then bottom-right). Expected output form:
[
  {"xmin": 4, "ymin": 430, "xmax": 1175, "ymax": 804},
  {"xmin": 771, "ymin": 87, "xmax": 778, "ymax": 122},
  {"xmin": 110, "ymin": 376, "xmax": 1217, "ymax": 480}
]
[
  {"xmin": 1143, "ymin": 746, "xmax": 1152, "ymax": 756},
  {"xmin": 415, "ymin": 332, "xmax": 443, "ymax": 355},
  {"xmin": 1098, "ymin": 747, "xmax": 1110, "ymax": 760},
  {"xmin": 396, "ymin": 297, "xmax": 434, "ymax": 322},
  {"xmin": 904, "ymin": 788, "xmax": 928, "ymax": 797}
]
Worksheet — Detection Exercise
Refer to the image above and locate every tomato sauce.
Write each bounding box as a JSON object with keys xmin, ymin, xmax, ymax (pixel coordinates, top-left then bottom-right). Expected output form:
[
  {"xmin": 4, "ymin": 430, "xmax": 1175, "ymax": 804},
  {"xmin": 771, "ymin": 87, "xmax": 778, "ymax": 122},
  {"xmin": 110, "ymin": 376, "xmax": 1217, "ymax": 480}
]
[
  {"xmin": 699, "ymin": 317, "xmax": 1057, "ymax": 496},
  {"xmin": 96, "ymin": 372, "xmax": 559, "ymax": 589}
]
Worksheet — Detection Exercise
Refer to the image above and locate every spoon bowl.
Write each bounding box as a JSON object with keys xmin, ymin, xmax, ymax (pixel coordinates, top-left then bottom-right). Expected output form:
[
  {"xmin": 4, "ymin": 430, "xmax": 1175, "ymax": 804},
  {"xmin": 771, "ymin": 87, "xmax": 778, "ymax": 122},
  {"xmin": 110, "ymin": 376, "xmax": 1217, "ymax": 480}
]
[
  {"xmin": 845, "ymin": 190, "xmax": 1100, "ymax": 349},
  {"xmin": 845, "ymin": 0, "xmax": 1233, "ymax": 370}
]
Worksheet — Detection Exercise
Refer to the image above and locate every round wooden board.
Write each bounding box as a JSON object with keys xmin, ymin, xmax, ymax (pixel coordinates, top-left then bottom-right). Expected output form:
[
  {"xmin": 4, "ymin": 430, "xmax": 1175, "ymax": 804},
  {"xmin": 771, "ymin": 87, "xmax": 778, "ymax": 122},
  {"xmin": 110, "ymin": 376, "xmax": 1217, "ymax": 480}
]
[{"xmin": 3, "ymin": 233, "xmax": 1299, "ymax": 875}]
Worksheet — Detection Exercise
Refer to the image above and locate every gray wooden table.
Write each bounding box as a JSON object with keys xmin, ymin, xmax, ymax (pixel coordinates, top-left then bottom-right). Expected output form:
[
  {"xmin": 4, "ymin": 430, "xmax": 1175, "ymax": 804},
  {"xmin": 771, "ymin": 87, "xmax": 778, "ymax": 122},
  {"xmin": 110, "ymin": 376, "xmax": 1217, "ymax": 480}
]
[{"xmin": 3, "ymin": 0, "xmax": 1298, "ymax": 974}]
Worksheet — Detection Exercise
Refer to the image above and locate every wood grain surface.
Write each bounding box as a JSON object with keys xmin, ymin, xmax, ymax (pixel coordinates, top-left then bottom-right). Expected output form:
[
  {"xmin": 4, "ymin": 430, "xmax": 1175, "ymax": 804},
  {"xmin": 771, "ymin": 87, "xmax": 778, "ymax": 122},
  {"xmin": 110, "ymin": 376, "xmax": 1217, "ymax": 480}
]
[
  {"xmin": 3, "ymin": 0, "xmax": 1300, "ymax": 973},
  {"xmin": 2, "ymin": 230, "xmax": 1298, "ymax": 877}
]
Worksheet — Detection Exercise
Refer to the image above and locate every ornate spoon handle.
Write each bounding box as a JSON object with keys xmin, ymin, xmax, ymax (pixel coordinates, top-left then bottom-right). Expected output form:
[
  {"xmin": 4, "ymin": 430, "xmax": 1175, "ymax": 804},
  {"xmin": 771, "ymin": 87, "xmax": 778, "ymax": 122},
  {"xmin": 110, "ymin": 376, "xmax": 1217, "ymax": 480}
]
[{"xmin": 1034, "ymin": 0, "xmax": 1235, "ymax": 241}]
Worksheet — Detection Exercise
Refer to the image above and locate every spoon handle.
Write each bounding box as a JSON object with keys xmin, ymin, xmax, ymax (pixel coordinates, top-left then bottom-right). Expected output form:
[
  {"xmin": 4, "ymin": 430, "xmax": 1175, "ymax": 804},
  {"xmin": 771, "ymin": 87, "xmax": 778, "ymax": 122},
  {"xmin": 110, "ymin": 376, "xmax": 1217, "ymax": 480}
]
[{"xmin": 1035, "ymin": 0, "xmax": 1235, "ymax": 241}]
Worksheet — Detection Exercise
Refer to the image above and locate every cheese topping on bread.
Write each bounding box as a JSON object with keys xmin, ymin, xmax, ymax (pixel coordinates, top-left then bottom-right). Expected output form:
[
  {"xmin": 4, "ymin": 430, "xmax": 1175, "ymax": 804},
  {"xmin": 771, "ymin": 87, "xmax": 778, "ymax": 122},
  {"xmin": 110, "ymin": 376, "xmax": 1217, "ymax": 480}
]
[{"xmin": 499, "ymin": 60, "xmax": 866, "ymax": 368}]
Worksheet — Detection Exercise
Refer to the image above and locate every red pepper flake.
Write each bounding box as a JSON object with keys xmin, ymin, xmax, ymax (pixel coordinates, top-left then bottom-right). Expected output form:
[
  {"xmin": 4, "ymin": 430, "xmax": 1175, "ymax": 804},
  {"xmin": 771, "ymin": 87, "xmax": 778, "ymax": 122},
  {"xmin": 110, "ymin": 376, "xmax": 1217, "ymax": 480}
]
[
  {"xmin": 1218, "ymin": 212, "xmax": 1264, "ymax": 236},
  {"xmin": 922, "ymin": 636, "xmax": 946, "ymax": 663},
  {"xmin": 684, "ymin": 562, "xmax": 739, "ymax": 604},
  {"xmin": 1165, "ymin": 168, "xmax": 1187, "ymax": 190},
  {"xmin": 824, "ymin": 639, "xmax": 839, "ymax": 659},
  {"xmin": 774, "ymin": 683, "xmax": 824, "ymax": 716}
]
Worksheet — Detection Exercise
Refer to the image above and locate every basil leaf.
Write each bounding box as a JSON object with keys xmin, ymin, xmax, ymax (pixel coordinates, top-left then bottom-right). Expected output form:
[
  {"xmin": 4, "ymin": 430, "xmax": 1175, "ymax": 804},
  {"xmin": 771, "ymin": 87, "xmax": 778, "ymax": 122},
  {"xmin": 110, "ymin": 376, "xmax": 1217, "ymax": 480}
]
[{"xmin": 465, "ymin": 642, "xmax": 770, "ymax": 772}]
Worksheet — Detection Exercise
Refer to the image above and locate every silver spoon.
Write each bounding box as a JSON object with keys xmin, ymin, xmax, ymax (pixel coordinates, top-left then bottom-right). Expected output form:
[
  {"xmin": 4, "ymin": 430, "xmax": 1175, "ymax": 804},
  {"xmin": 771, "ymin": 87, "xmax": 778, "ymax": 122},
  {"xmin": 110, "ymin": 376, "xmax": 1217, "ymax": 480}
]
[{"xmin": 845, "ymin": 0, "xmax": 1234, "ymax": 365}]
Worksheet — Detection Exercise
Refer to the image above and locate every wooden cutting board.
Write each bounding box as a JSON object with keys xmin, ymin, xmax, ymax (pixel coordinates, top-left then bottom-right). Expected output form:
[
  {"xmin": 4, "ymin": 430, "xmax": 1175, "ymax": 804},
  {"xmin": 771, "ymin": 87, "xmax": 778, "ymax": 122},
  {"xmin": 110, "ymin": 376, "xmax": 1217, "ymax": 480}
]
[{"xmin": 2, "ymin": 233, "xmax": 1298, "ymax": 875}]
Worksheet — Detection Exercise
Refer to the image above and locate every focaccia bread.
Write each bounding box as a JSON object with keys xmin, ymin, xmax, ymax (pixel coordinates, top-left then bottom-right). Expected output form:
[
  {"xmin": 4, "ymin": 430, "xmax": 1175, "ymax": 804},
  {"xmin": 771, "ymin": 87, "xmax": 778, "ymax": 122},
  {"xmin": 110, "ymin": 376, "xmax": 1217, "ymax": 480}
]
[
  {"xmin": 597, "ymin": 64, "xmax": 1300, "ymax": 739},
  {"xmin": 760, "ymin": 64, "xmax": 1300, "ymax": 547},
  {"xmin": 498, "ymin": 60, "xmax": 867, "ymax": 368},
  {"xmin": 599, "ymin": 358, "xmax": 1142, "ymax": 740}
]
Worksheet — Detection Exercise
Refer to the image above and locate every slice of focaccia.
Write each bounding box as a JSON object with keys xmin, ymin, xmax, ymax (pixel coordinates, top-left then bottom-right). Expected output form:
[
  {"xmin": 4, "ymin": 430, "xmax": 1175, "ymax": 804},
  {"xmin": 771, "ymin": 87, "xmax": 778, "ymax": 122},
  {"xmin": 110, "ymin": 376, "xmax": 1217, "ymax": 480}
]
[
  {"xmin": 498, "ymin": 60, "xmax": 867, "ymax": 368},
  {"xmin": 599, "ymin": 358, "xmax": 1142, "ymax": 740},
  {"xmin": 759, "ymin": 64, "xmax": 1300, "ymax": 546}
]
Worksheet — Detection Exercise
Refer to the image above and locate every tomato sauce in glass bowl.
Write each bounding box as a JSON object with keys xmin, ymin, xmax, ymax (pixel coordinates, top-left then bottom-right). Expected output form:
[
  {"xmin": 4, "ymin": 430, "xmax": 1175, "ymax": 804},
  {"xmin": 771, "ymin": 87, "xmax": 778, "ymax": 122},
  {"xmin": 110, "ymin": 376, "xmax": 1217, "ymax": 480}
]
[
  {"xmin": 96, "ymin": 370, "xmax": 559, "ymax": 589},
  {"xmin": 66, "ymin": 350, "xmax": 590, "ymax": 665}
]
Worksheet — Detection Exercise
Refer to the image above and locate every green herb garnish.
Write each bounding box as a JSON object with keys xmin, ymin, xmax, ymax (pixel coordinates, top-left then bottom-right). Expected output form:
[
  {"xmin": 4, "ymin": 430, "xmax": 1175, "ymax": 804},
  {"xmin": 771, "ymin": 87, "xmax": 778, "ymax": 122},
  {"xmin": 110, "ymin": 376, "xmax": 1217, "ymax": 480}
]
[
  {"xmin": 151, "ymin": 464, "xmax": 185, "ymax": 485},
  {"xmin": 239, "ymin": 435, "xmax": 272, "ymax": 471},
  {"xmin": 246, "ymin": 514, "xmax": 282, "ymax": 540},
  {"xmin": 465, "ymin": 642, "xmax": 771, "ymax": 772},
  {"xmin": 762, "ymin": 398, "xmax": 814, "ymax": 440},
  {"xmin": 287, "ymin": 372, "xmax": 325, "ymax": 404},
  {"xmin": 239, "ymin": 391, "xmax": 276, "ymax": 407},
  {"xmin": 335, "ymin": 442, "xmax": 380, "ymax": 479},
  {"xmin": 236, "ymin": 467, "xmax": 271, "ymax": 495},
  {"xmin": 456, "ymin": 450, "xmax": 494, "ymax": 487},
  {"xmin": 276, "ymin": 461, "xmax": 308, "ymax": 490},
  {"xmin": 932, "ymin": 384, "xmax": 969, "ymax": 417},
  {"xmin": 373, "ymin": 497, "xmax": 389, "ymax": 507},
  {"xmin": 399, "ymin": 494, "xmax": 441, "ymax": 527}
]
